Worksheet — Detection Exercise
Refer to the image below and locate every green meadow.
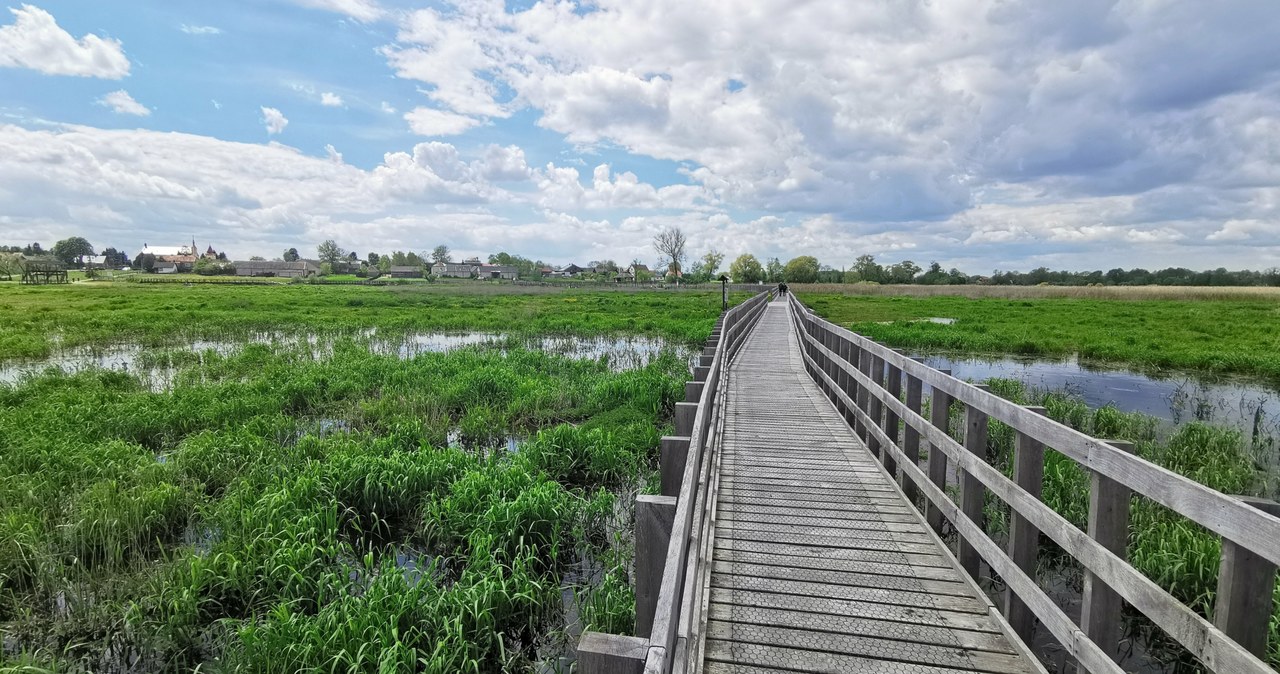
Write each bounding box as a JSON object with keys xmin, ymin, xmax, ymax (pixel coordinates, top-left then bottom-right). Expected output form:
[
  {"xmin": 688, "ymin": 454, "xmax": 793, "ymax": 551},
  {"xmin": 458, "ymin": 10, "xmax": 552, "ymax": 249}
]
[{"xmin": 797, "ymin": 291, "xmax": 1280, "ymax": 381}]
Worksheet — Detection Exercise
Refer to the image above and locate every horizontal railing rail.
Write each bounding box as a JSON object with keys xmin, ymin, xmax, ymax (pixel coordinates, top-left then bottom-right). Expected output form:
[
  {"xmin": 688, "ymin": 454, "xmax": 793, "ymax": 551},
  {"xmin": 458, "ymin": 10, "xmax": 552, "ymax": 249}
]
[
  {"xmin": 578, "ymin": 290, "xmax": 774, "ymax": 674},
  {"xmin": 786, "ymin": 294, "xmax": 1280, "ymax": 674}
]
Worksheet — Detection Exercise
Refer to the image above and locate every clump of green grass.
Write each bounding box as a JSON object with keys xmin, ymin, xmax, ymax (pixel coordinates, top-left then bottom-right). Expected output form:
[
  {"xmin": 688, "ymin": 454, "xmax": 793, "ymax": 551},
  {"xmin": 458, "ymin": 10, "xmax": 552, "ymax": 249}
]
[{"xmin": 0, "ymin": 332, "xmax": 689, "ymax": 671}]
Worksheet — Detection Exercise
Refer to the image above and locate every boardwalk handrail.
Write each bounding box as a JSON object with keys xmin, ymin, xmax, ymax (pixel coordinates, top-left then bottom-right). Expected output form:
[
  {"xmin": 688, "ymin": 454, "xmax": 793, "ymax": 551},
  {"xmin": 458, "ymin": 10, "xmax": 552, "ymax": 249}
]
[
  {"xmin": 786, "ymin": 294, "xmax": 1280, "ymax": 674},
  {"xmin": 577, "ymin": 290, "xmax": 773, "ymax": 674}
]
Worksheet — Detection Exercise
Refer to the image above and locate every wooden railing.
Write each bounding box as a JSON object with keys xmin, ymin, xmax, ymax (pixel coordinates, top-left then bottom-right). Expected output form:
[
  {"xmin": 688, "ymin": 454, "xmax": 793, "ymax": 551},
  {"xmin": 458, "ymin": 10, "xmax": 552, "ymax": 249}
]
[
  {"xmin": 786, "ymin": 294, "xmax": 1280, "ymax": 674},
  {"xmin": 578, "ymin": 290, "xmax": 773, "ymax": 674}
]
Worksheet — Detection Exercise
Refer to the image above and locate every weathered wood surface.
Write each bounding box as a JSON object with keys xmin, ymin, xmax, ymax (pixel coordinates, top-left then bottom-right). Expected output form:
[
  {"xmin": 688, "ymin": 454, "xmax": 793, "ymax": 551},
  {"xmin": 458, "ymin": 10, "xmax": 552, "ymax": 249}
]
[
  {"xmin": 790, "ymin": 297, "xmax": 1279, "ymax": 674},
  {"xmin": 704, "ymin": 301, "xmax": 1036, "ymax": 674}
]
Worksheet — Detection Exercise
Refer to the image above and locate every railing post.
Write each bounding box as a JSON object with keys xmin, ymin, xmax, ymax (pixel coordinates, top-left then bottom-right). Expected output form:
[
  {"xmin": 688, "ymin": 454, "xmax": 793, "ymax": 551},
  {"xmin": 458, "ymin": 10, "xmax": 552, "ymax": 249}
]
[
  {"xmin": 693, "ymin": 365, "xmax": 710, "ymax": 383},
  {"xmin": 1081, "ymin": 439, "xmax": 1135, "ymax": 661},
  {"xmin": 660, "ymin": 436, "xmax": 691, "ymax": 497},
  {"xmin": 851, "ymin": 344, "xmax": 867, "ymax": 441},
  {"xmin": 926, "ymin": 371, "xmax": 952, "ymax": 535},
  {"xmin": 577, "ymin": 632, "xmax": 647, "ymax": 674},
  {"xmin": 883, "ymin": 361, "xmax": 902, "ymax": 477},
  {"xmin": 675, "ymin": 402, "xmax": 698, "ymax": 437},
  {"xmin": 834, "ymin": 334, "xmax": 851, "ymax": 419},
  {"xmin": 902, "ymin": 365, "xmax": 923, "ymax": 504},
  {"xmin": 958, "ymin": 384, "xmax": 990, "ymax": 578},
  {"xmin": 635, "ymin": 495, "xmax": 677, "ymax": 638},
  {"xmin": 866, "ymin": 354, "xmax": 884, "ymax": 459},
  {"xmin": 1005, "ymin": 406, "xmax": 1047, "ymax": 642},
  {"xmin": 1214, "ymin": 496, "xmax": 1280, "ymax": 658},
  {"xmin": 684, "ymin": 380, "xmax": 704, "ymax": 402}
]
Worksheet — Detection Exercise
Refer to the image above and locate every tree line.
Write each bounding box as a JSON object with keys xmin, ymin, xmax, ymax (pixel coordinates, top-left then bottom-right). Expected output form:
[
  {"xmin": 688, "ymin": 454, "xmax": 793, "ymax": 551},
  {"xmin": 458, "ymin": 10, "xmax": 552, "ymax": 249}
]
[{"xmin": 6, "ymin": 234, "xmax": 1279, "ymax": 287}]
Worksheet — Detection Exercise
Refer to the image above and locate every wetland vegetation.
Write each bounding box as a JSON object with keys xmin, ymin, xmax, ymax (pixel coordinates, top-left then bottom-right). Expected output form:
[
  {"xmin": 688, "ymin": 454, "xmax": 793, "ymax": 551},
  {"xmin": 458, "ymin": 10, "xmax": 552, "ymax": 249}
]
[{"xmin": 0, "ymin": 283, "xmax": 729, "ymax": 672}]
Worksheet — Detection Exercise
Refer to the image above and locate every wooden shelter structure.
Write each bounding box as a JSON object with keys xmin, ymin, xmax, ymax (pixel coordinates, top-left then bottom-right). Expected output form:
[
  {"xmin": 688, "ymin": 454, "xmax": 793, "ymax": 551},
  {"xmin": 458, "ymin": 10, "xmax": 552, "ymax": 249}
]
[{"xmin": 20, "ymin": 258, "xmax": 68, "ymax": 285}]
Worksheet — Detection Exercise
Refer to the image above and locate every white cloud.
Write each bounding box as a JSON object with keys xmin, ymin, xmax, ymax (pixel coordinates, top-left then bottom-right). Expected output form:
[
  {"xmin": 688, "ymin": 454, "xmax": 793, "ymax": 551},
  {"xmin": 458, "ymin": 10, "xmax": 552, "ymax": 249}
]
[
  {"xmin": 403, "ymin": 107, "xmax": 480, "ymax": 136},
  {"xmin": 260, "ymin": 107, "xmax": 288, "ymax": 135},
  {"xmin": 96, "ymin": 90, "xmax": 150, "ymax": 117},
  {"xmin": 324, "ymin": 144, "xmax": 343, "ymax": 164},
  {"xmin": 179, "ymin": 24, "xmax": 220, "ymax": 35},
  {"xmin": 289, "ymin": 0, "xmax": 383, "ymax": 23},
  {"xmin": 0, "ymin": 5, "xmax": 130, "ymax": 79},
  {"xmin": 211, "ymin": 99, "xmax": 222, "ymax": 110},
  {"xmin": 320, "ymin": 92, "xmax": 344, "ymax": 107},
  {"xmin": 380, "ymin": 101, "xmax": 397, "ymax": 114}
]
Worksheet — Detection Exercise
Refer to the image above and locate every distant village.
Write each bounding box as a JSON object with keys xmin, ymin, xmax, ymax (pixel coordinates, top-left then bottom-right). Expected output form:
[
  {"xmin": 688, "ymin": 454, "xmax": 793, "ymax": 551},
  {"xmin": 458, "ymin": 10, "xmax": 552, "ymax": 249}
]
[{"xmin": 0, "ymin": 238, "xmax": 667, "ymax": 285}]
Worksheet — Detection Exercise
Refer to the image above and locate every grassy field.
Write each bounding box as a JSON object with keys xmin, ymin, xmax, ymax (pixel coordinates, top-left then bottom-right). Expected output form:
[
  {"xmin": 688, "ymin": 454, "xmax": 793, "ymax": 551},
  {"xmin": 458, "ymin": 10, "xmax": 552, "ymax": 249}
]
[
  {"xmin": 0, "ymin": 284, "xmax": 716, "ymax": 672},
  {"xmin": 796, "ymin": 289, "xmax": 1280, "ymax": 381},
  {"xmin": 0, "ymin": 282, "xmax": 740, "ymax": 361}
]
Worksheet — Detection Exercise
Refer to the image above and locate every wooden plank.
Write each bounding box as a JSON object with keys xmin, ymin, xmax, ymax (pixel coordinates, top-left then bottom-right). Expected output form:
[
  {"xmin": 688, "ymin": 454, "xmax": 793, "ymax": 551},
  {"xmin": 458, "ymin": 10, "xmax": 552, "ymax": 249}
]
[
  {"xmin": 577, "ymin": 632, "xmax": 647, "ymax": 674},
  {"xmin": 711, "ymin": 548, "xmax": 958, "ymax": 580},
  {"xmin": 710, "ymin": 587, "xmax": 1000, "ymax": 632},
  {"xmin": 705, "ymin": 622, "xmax": 1030, "ymax": 674},
  {"xmin": 707, "ymin": 604, "xmax": 1017, "ymax": 654},
  {"xmin": 710, "ymin": 574, "xmax": 989, "ymax": 615},
  {"xmin": 711, "ymin": 560, "xmax": 971, "ymax": 598},
  {"xmin": 636, "ymin": 495, "xmax": 677, "ymax": 638},
  {"xmin": 704, "ymin": 639, "xmax": 994, "ymax": 674}
]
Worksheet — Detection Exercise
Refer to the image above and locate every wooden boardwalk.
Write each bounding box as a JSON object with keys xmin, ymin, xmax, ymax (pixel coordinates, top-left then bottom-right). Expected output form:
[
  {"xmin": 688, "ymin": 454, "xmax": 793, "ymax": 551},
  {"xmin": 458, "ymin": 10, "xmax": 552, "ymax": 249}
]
[{"xmin": 704, "ymin": 300, "xmax": 1036, "ymax": 674}]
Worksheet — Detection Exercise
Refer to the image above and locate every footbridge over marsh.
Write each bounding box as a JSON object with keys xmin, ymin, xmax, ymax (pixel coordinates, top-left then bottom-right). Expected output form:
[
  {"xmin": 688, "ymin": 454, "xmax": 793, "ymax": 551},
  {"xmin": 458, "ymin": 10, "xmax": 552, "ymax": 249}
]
[{"xmin": 578, "ymin": 292, "xmax": 1280, "ymax": 674}]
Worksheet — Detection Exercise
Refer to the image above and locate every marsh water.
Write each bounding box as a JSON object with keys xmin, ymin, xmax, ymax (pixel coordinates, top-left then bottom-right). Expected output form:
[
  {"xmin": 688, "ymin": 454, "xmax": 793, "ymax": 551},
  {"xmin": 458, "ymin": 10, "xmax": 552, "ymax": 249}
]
[{"xmin": 0, "ymin": 330, "xmax": 697, "ymax": 388}]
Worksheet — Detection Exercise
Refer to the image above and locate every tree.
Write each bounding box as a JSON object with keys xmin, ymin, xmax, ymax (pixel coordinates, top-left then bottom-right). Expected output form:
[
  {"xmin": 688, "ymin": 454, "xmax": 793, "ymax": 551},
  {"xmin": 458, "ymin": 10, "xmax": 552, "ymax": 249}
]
[
  {"xmin": 431, "ymin": 245, "xmax": 451, "ymax": 265},
  {"xmin": 702, "ymin": 248, "xmax": 724, "ymax": 278},
  {"xmin": 250, "ymin": 256, "xmax": 266, "ymax": 261},
  {"xmin": 52, "ymin": 237, "xmax": 94, "ymax": 265},
  {"xmin": 765, "ymin": 257, "xmax": 784, "ymax": 283},
  {"xmin": 367, "ymin": 252, "xmax": 380, "ymax": 266},
  {"xmin": 783, "ymin": 256, "xmax": 820, "ymax": 283},
  {"xmin": 317, "ymin": 240, "xmax": 345, "ymax": 266},
  {"xmin": 653, "ymin": 227, "xmax": 688, "ymax": 285},
  {"xmin": 134, "ymin": 252, "xmax": 157, "ymax": 272},
  {"xmin": 0, "ymin": 252, "xmax": 21, "ymax": 280},
  {"xmin": 886, "ymin": 260, "xmax": 922, "ymax": 284},
  {"xmin": 283, "ymin": 247, "xmax": 300, "ymax": 262},
  {"xmin": 729, "ymin": 254, "xmax": 764, "ymax": 283},
  {"xmin": 348, "ymin": 251, "xmax": 359, "ymax": 261},
  {"xmin": 852, "ymin": 254, "xmax": 884, "ymax": 284}
]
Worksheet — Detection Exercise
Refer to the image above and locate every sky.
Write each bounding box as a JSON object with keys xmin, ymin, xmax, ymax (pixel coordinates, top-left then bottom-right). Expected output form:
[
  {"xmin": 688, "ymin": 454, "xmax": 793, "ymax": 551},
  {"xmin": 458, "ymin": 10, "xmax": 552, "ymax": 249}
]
[{"xmin": 1, "ymin": 0, "xmax": 1278, "ymax": 272}]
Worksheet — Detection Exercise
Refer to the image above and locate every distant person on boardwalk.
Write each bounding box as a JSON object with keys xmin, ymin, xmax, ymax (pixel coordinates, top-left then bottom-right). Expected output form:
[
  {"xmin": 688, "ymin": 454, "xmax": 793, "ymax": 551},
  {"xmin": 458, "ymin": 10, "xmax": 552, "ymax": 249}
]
[{"xmin": 778, "ymin": 282, "xmax": 788, "ymax": 296}]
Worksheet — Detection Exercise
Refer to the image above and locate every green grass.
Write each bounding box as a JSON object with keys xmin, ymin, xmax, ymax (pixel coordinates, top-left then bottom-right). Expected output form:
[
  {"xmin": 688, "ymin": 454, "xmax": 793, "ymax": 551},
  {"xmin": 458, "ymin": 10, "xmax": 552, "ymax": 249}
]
[
  {"xmin": 0, "ymin": 283, "xmax": 742, "ymax": 360},
  {"xmin": 0, "ymin": 312, "xmax": 699, "ymax": 670},
  {"xmin": 798, "ymin": 292, "xmax": 1280, "ymax": 382}
]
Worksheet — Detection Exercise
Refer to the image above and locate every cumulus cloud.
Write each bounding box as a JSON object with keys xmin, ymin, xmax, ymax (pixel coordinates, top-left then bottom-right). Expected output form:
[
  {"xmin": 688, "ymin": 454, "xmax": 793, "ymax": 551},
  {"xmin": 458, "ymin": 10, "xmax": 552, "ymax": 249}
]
[
  {"xmin": 96, "ymin": 90, "xmax": 150, "ymax": 116},
  {"xmin": 320, "ymin": 92, "xmax": 344, "ymax": 107},
  {"xmin": 289, "ymin": 0, "xmax": 382, "ymax": 23},
  {"xmin": 403, "ymin": 107, "xmax": 481, "ymax": 136},
  {"xmin": 0, "ymin": 4, "xmax": 130, "ymax": 78},
  {"xmin": 260, "ymin": 107, "xmax": 288, "ymax": 135},
  {"xmin": 179, "ymin": 24, "xmax": 220, "ymax": 35}
]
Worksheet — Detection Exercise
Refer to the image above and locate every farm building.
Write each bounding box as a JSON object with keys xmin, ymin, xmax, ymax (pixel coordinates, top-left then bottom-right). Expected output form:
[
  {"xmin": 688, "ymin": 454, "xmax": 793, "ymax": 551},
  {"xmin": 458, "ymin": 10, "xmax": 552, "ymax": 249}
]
[
  {"xmin": 141, "ymin": 243, "xmax": 200, "ymax": 272},
  {"xmin": 233, "ymin": 260, "xmax": 321, "ymax": 278},
  {"xmin": 388, "ymin": 265, "xmax": 423, "ymax": 278},
  {"xmin": 432, "ymin": 262, "xmax": 478, "ymax": 278},
  {"xmin": 477, "ymin": 265, "xmax": 518, "ymax": 280}
]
